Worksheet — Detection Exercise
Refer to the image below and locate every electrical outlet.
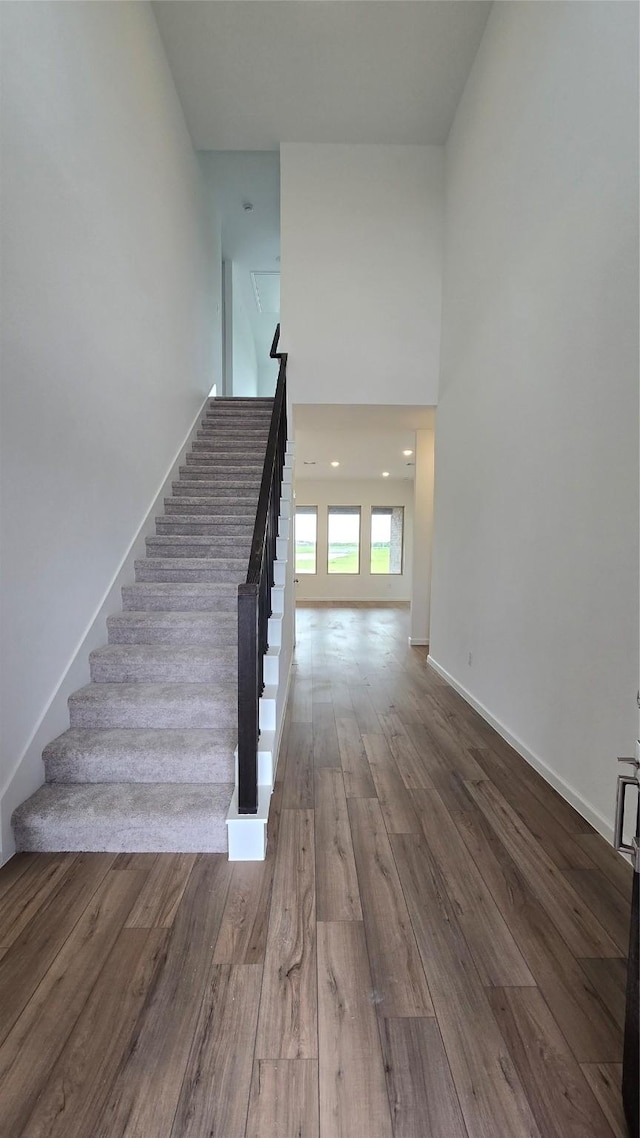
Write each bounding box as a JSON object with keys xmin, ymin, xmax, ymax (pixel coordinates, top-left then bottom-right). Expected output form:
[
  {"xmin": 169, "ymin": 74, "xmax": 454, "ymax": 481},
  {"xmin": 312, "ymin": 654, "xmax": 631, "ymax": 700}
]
[{"xmin": 468, "ymin": 651, "xmax": 473, "ymax": 666}]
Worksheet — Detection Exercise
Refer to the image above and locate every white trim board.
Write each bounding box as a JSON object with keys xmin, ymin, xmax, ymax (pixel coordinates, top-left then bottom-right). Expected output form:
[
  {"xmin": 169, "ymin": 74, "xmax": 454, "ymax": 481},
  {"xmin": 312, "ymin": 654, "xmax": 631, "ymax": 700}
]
[
  {"xmin": 0, "ymin": 395, "xmax": 211, "ymax": 864},
  {"xmin": 427, "ymin": 655, "xmax": 615, "ymax": 845}
]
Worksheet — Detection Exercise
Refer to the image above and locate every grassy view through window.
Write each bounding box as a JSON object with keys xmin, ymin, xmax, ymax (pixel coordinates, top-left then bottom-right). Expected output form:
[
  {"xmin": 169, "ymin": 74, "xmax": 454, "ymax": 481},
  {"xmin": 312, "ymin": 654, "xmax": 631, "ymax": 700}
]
[
  {"xmin": 295, "ymin": 506, "xmax": 317, "ymax": 574},
  {"xmin": 371, "ymin": 507, "xmax": 404, "ymax": 574},
  {"xmin": 328, "ymin": 507, "xmax": 360, "ymax": 574}
]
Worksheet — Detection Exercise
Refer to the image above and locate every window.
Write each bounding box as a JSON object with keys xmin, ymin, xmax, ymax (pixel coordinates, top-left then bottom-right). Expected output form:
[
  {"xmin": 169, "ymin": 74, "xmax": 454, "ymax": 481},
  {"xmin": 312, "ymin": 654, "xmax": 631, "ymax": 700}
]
[
  {"xmin": 328, "ymin": 507, "xmax": 361, "ymax": 574},
  {"xmin": 371, "ymin": 507, "xmax": 404, "ymax": 574},
  {"xmin": 295, "ymin": 506, "xmax": 318, "ymax": 574}
]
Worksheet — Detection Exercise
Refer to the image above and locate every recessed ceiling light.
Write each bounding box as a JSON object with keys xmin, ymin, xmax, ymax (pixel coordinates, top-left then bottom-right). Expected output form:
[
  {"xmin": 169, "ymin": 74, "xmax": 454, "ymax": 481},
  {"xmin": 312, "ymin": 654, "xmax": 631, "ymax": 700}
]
[
  {"xmin": 382, "ymin": 471, "xmax": 390, "ymax": 478},
  {"xmin": 331, "ymin": 461, "xmax": 340, "ymax": 467},
  {"xmin": 242, "ymin": 201, "xmax": 254, "ymax": 212},
  {"xmin": 403, "ymin": 449, "xmax": 413, "ymax": 456}
]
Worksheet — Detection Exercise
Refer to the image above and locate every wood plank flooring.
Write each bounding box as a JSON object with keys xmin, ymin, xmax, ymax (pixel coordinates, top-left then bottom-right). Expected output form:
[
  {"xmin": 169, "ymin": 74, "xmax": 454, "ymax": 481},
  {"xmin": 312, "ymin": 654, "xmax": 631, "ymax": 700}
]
[{"xmin": 0, "ymin": 605, "xmax": 632, "ymax": 1138}]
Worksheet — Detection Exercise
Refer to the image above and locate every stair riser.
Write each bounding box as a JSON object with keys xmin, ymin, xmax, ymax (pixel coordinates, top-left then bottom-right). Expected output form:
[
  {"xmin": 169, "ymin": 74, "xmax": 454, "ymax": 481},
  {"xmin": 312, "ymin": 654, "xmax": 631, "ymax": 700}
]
[
  {"xmin": 182, "ymin": 462, "xmax": 263, "ymax": 476},
  {"xmin": 14, "ymin": 816, "xmax": 229, "ymax": 854},
  {"xmin": 201, "ymin": 423, "xmax": 271, "ymax": 433},
  {"xmin": 192, "ymin": 431, "xmax": 266, "ymax": 442},
  {"xmin": 172, "ymin": 481, "xmax": 260, "ymax": 496},
  {"xmin": 195, "ymin": 436, "xmax": 269, "ymax": 450},
  {"xmin": 183, "ymin": 455, "xmax": 263, "ymax": 468},
  {"xmin": 156, "ymin": 520, "xmax": 254, "ymax": 536},
  {"xmin": 191, "ymin": 443, "xmax": 266, "ymax": 457},
  {"xmin": 146, "ymin": 542, "xmax": 249, "ymax": 559},
  {"xmin": 42, "ymin": 727, "xmax": 237, "ymax": 786},
  {"xmin": 198, "ymin": 424, "xmax": 270, "ymax": 434},
  {"xmin": 122, "ymin": 590, "xmax": 237, "ymax": 612},
  {"xmin": 90, "ymin": 657, "xmax": 236, "ymax": 683},
  {"xmin": 209, "ymin": 399, "xmax": 273, "ymax": 408},
  {"xmin": 107, "ymin": 618, "xmax": 236, "ymax": 646},
  {"xmin": 135, "ymin": 562, "xmax": 245, "ymax": 583},
  {"xmin": 164, "ymin": 500, "xmax": 256, "ymax": 516},
  {"xmin": 69, "ymin": 702, "xmax": 236, "ymax": 730},
  {"xmin": 206, "ymin": 405, "xmax": 273, "ymax": 414},
  {"xmin": 45, "ymin": 754, "xmax": 234, "ymax": 784}
]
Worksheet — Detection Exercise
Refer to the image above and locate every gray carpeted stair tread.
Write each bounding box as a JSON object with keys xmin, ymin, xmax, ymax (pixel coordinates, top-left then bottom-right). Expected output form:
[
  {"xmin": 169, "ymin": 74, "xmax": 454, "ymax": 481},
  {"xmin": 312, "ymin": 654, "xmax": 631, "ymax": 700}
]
[
  {"xmin": 134, "ymin": 558, "xmax": 246, "ymax": 582},
  {"xmin": 210, "ymin": 396, "xmax": 273, "ymax": 405},
  {"xmin": 179, "ymin": 466, "xmax": 262, "ymax": 480},
  {"xmin": 183, "ymin": 456, "xmax": 263, "ymax": 467},
  {"xmin": 90, "ymin": 644, "xmax": 237, "ymax": 684},
  {"xmin": 171, "ymin": 482, "xmax": 260, "ymax": 497},
  {"xmin": 122, "ymin": 581, "xmax": 238, "ymax": 611},
  {"xmin": 197, "ymin": 423, "xmax": 270, "ymax": 432},
  {"xmin": 193, "ymin": 439, "xmax": 268, "ymax": 452},
  {"xmin": 108, "ymin": 610, "xmax": 236, "ymax": 645},
  {"xmin": 191, "ymin": 445, "xmax": 266, "ymax": 459},
  {"xmin": 13, "ymin": 782, "xmax": 233, "ymax": 853},
  {"xmin": 185, "ymin": 451, "xmax": 264, "ymax": 461},
  {"xmin": 164, "ymin": 498, "xmax": 257, "ymax": 515},
  {"xmin": 172, "ymin": 480, "xmax": 260, "ymax": 496},
  {"xmin": 145, "ymin": 536, "xmax": 250, "ymax": 558},
  {"xmin": 155, "ymin": 517, "xmax": 255, "ymax": 535},
  {"xmin": 156, "ymin": 513, "xmax": 255, "ymax": 525},
  {"xmin": 204, "ymin": 407, "xmax": 271, "ymax": 414},
  {"xmin": 69, "ymin": 682, "xmax": 237, "ymax": 729},
  {"xmin": 200, "ymin": 424, "xmax": 270, "ymax": 433},
  {"xmin": 189, "ymin": 444, "xmax": 265, "ymax": 457},
  {"xmin": 168, "ymin": 493, "xmax": 259, "ymax": 505},
  {"xmin": 43, "ymin": 727, "xmax": 236, "ymax": 784}
]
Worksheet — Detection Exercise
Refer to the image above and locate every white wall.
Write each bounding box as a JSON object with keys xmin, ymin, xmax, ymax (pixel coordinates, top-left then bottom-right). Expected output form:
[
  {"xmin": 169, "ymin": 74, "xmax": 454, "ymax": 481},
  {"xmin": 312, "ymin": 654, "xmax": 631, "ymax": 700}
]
[
  {"xmin": 294, "ymin": 479, "xmax": 413, "ymax": 603},
  {"xmin": 409, "ymin": 429, "xmax": 435, "ymax": 645},
  {"xmin": 0, "ymin": 1, "xmax": 218, "ymax": 856},
  {"xmin": 280, "ymin": 144, "xmax": 443, "ymax": 406},
  {"xmin": 231, "ymin": 261, "xmax": 258, "ymax": 396},
  {"xmin": 430, "ymin": 2, "xmax": 639, "ymax": 836},
  {"xmin": 198, "ymin": 150, "xmax": 281, "ymax": 395}
]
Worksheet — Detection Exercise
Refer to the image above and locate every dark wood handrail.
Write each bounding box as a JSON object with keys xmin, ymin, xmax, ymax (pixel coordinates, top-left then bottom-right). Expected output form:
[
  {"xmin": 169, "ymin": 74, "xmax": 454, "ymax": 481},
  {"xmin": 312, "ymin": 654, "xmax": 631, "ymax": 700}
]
[
  {"xmin": 237, "ymin": 325, "xmax": 288, "ymax": 815},
  {"xmin": 245, "ymin": 328, "xmax": 287, "ymax": 586}
]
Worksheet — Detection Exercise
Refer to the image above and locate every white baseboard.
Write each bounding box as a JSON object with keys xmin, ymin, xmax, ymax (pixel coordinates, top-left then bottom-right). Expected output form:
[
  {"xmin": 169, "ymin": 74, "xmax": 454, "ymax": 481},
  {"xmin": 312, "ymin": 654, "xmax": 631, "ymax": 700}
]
[
  {"xmin": 0, "ymin": 396, "xmax": 210, "ymax": 864},
  {"xmin": 427, "ymin": 655, "xmax": 615, "ymax": 844},
  {"xmin": 408, "ymin": 637, "xmax": 429, "ymax": 646}
]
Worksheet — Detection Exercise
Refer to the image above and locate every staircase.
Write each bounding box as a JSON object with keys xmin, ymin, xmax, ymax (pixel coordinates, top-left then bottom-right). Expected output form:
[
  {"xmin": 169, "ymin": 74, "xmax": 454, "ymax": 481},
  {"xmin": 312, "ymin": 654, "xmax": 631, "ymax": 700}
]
[{"xmin": 12, "ymin": 397, "xmax": 274, "ymax": 853}]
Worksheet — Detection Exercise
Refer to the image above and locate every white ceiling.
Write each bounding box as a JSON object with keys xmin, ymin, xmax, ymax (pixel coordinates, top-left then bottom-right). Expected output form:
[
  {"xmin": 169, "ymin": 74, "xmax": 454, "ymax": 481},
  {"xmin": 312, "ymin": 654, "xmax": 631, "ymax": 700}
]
[
  {"xmin": 153, "ymin": 1, "xmax": 492, "ymax": 150},
  {"xmin": 293, "ymin": 403, "xmax": 435, "ymax": 480},
  {"xmin": 157, "ymin": 3, "xmax": 479, "ymax": 455}
]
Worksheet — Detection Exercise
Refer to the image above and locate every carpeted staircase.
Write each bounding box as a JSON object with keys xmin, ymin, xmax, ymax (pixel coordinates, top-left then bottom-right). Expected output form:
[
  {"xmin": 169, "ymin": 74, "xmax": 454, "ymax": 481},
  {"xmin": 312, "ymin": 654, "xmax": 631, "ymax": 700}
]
[{"xmin": 12, "ymin": 397, "xmax": 273, "ymax": 853}]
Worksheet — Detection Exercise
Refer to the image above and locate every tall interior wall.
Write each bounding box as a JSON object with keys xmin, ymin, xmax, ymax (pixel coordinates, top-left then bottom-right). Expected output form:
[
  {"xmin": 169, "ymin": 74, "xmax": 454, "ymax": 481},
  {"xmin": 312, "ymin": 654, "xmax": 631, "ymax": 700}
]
[
  {"xmin": 280, "ymin": 143, "xmax": 443, "ymax": 406},
  {"xmin": 0, "ymin": 2, "xmax": 220, "ymax": 857},
  {"xmin": 429, "ymin": 1, "xmax": 639, "ymax": 836}
]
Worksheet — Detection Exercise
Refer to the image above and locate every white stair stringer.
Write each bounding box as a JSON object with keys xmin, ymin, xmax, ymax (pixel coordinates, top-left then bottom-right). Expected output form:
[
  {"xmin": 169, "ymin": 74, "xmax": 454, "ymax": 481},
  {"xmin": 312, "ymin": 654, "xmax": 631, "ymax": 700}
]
[{"xmin": 227, "ymin": 444, "xmax": 295, "ymax": 861}]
